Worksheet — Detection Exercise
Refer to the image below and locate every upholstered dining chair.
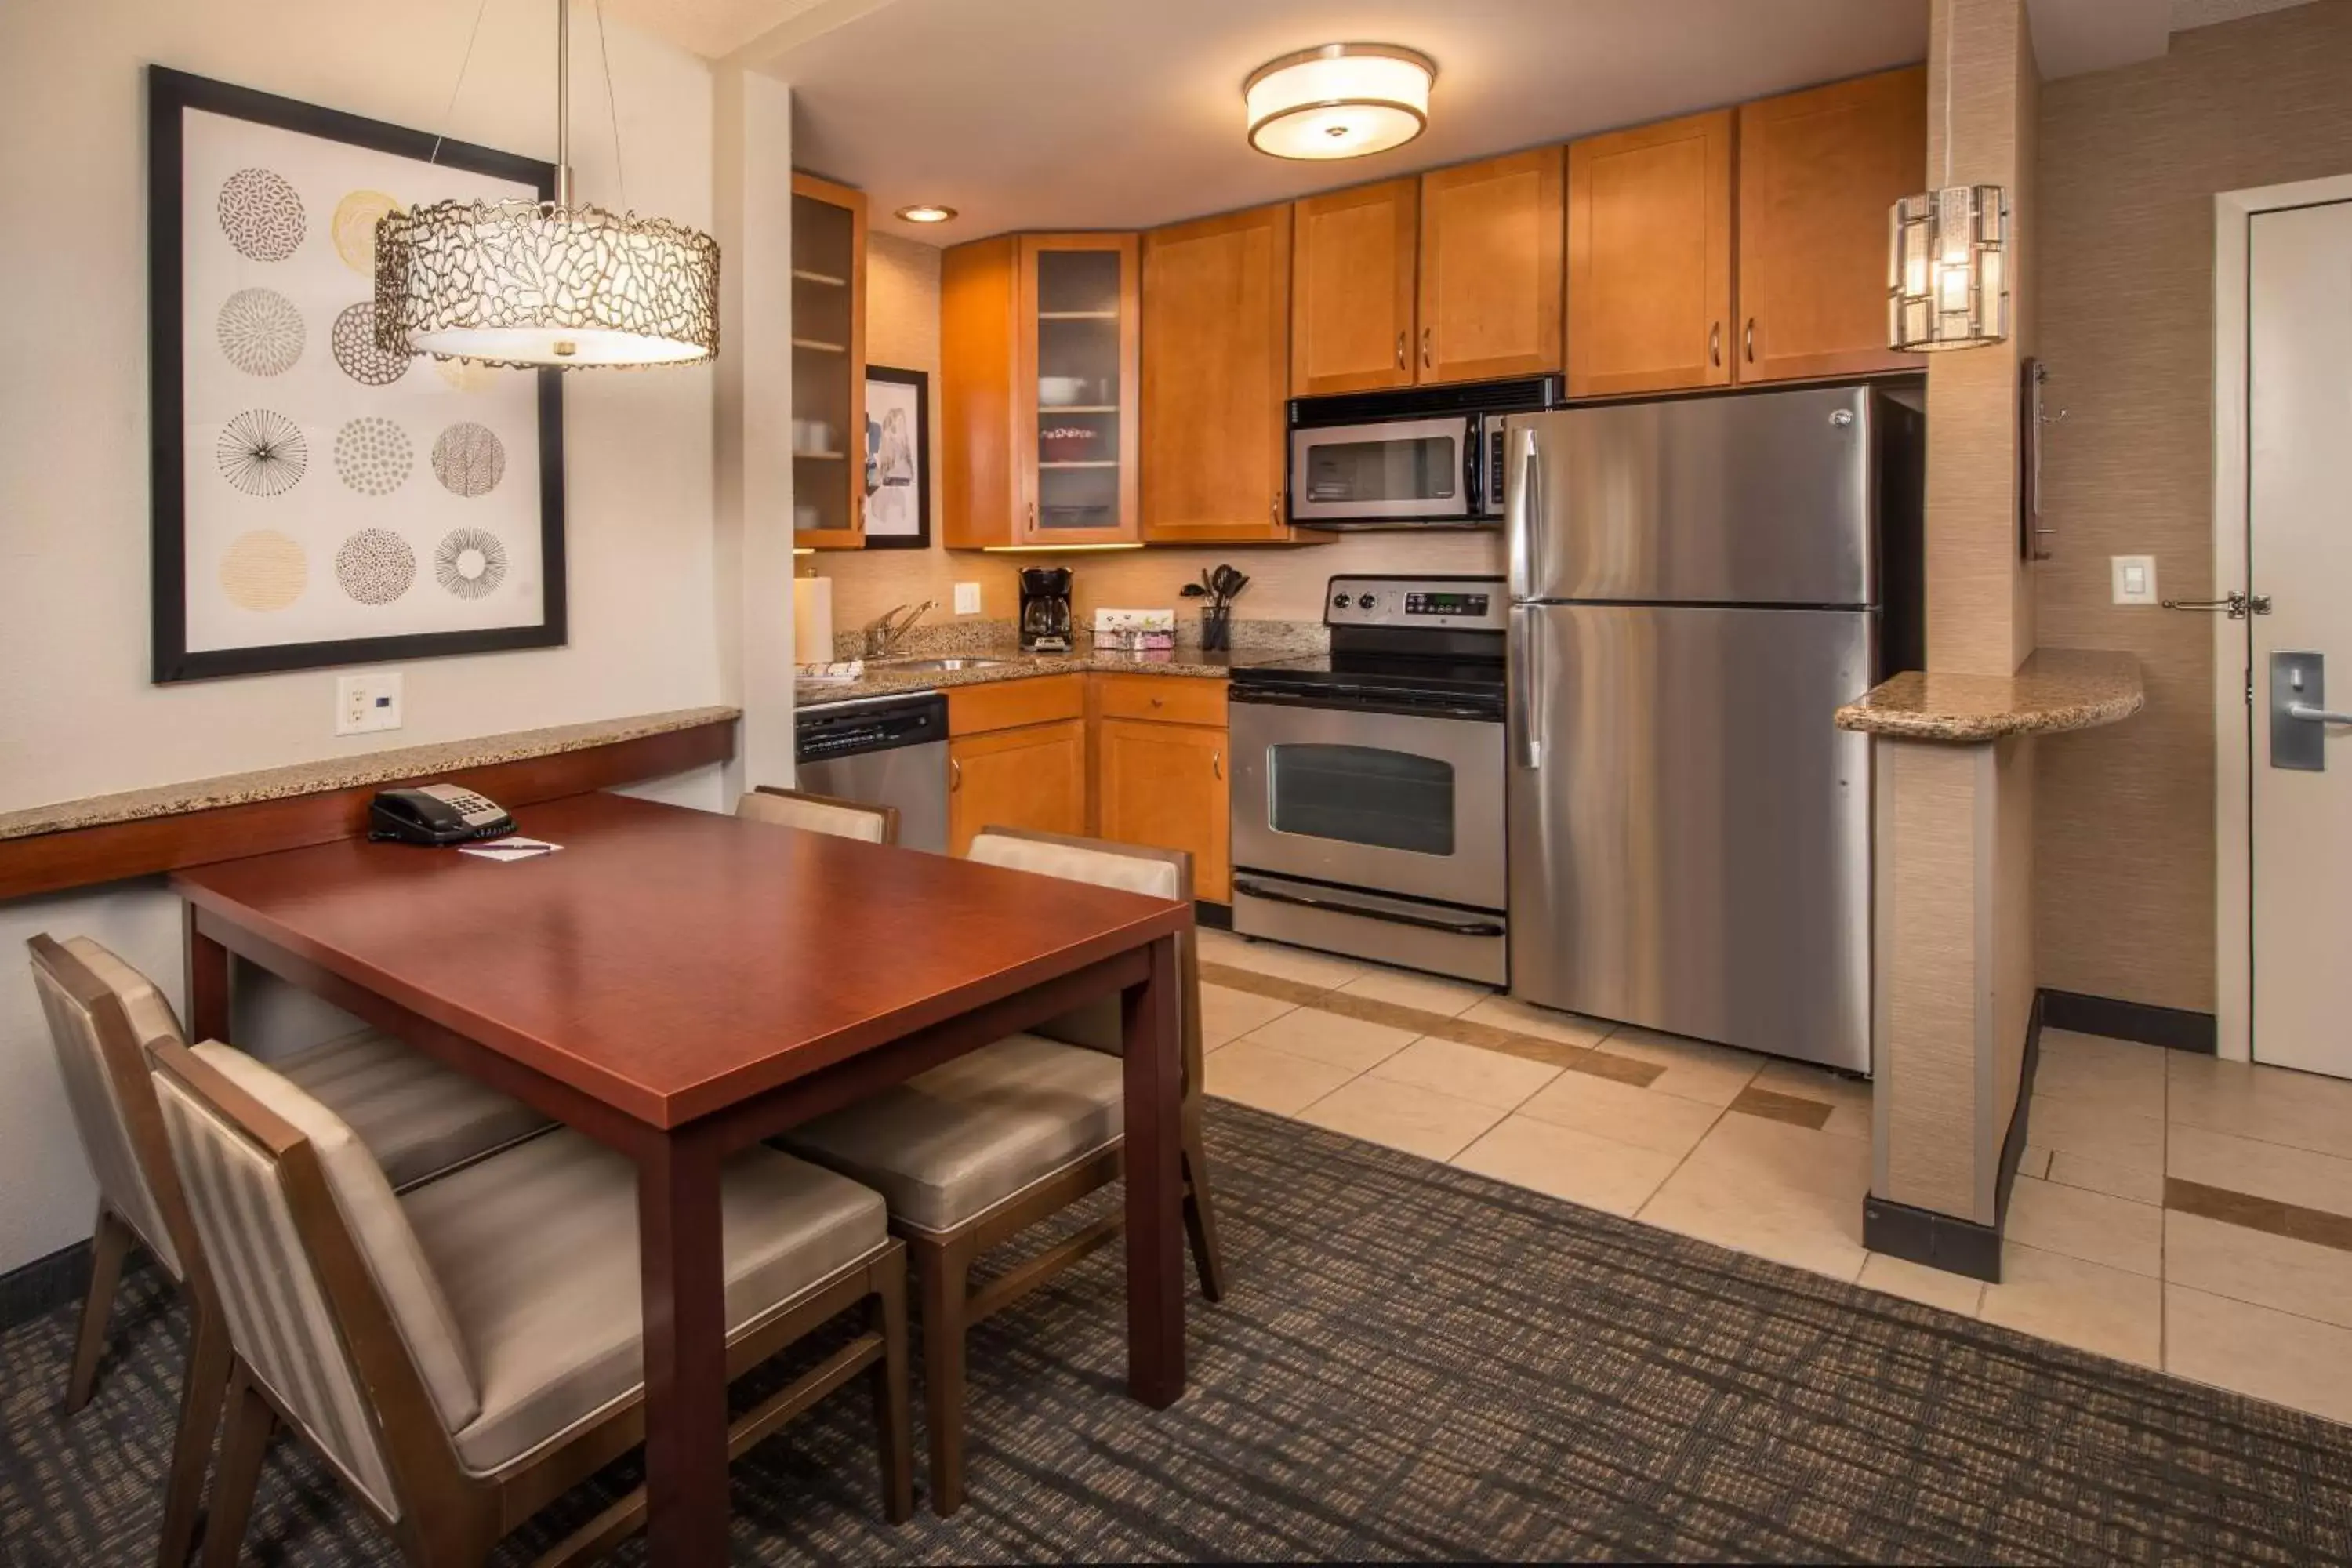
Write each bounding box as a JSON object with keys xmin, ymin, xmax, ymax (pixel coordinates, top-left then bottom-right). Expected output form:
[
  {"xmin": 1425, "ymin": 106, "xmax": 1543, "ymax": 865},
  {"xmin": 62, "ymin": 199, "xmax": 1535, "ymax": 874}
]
[
  {"xmin": 147, "ymin": 1035, "xmax": 913, "ymax": 1567},
  {"xmin": 26, "ymin": 933, "xmax": 556, "ymax": 1567},
  {"xmin": 778, "ymin": 828, "xmax": 1225, "ymax": 1515},
  {"xmin": 736, "ymin": 785, "xmax": 899, "ymax": 844}
]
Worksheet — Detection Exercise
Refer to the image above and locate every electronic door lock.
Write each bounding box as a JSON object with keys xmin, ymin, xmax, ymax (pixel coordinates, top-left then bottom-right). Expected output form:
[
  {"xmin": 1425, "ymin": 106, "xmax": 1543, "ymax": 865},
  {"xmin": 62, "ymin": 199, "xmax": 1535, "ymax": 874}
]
[{"xmin": 2272, "ymin": 652, "xmax": 2349, "ymax": 771}]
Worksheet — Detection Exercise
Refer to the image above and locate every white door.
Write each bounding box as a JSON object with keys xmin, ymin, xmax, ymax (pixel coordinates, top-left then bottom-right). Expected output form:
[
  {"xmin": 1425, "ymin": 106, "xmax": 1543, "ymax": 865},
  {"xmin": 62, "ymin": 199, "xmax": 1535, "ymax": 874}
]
[{"xmin": 2249, "ymin": 198, "xmax": 2352, "ymax": 1076}]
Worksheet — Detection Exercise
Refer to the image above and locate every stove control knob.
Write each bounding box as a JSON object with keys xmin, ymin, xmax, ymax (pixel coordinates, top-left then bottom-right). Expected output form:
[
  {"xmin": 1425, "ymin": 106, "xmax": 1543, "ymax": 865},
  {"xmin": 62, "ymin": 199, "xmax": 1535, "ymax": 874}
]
[
  {"xmin": 1356, "ymin": 593, "xmax": 1378, "ymax": 611},
  {"xmin": 1332, "ymin": 593, "xmax": 1348, "ymax": 608}
]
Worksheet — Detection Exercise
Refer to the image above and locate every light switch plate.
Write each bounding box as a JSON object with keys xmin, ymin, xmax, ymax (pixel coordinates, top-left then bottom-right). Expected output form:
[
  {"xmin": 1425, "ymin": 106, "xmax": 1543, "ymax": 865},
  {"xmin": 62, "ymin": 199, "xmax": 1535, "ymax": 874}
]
[
  {"xmin": 2111, "ymin": 555, "xmax": 2158, "ymax": 605},
  {"xmin": 335, "ymin": 671, "xmax": 404, "ymax": 736},
  {"xmin": 953, "ymin": 581, "xmax": 982, "ymax": 615}
]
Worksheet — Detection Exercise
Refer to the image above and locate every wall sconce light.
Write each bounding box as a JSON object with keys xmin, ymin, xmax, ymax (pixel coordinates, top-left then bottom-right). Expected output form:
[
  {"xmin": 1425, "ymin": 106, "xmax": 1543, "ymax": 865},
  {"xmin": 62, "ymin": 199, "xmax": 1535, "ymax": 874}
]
[{"xmin": 1889, "ymin": 183, "xmax": 2009, "ymax": 350}]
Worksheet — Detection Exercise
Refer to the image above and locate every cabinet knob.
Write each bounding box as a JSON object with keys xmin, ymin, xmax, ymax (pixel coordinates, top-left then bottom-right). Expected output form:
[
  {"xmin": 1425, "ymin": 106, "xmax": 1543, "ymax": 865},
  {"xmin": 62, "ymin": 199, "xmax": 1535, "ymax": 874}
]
[
  {"xmin": 1744, "ymin": 318, "xmax": 1756, "ymax": 364},
  {"xmin": 1212, "ymin": 749, "xmax": 1222, "ymax": 781},
  {"xmin": 949, "ymin": 758, "xmax": 962, "ymax": 792},
  {"xmin": 1149, "ymin": 695, "xmax": 1163, "ymax": 707},
  {"xmin": 1421, "ymin": 327, "xmax": 1432, "ymax": 369},
  {"xmin": 1709, "ymin": 322, "xmax": 1722, "ymax": 368},
  {"xmin": 1395, "ymin": 331, "xmax": 1406, "ymax": 369}
]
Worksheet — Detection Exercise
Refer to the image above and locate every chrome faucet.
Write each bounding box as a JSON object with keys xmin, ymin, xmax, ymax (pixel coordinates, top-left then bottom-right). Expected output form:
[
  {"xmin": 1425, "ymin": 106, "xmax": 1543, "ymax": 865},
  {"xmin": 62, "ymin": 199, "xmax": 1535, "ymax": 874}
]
[{"xmin": 862, "ymin": 600, "xmax": 935, "ymax": 659}]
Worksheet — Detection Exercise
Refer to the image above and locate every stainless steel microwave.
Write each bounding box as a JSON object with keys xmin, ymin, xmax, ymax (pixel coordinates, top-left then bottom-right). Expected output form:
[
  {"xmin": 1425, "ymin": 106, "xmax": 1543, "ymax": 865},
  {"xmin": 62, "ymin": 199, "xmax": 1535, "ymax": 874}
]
[{"xmin": 1287, "ymin": 375, "xmax": 1564, "ymax": 529}]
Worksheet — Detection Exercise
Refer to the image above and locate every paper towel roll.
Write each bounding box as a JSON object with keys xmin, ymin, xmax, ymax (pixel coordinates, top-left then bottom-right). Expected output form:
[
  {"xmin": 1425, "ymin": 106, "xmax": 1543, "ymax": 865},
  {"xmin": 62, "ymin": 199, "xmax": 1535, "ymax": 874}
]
[{"xmin": 793, "ymin": 576, "xmax": 833, "ymax": 665}]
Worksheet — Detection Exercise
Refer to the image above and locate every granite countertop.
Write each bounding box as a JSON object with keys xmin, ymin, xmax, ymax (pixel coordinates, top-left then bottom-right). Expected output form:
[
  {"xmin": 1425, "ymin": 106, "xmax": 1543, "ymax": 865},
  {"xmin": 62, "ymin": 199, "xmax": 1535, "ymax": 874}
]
[
  {"xmin": 0, "ymin": 706, "xmax": 742, "ymax": 842},
  {"xmin": 1835, "ymin": 649, "xmax": 2143, "ymax": 742},
  {"xmin": 797, "ymin": 624, "xmax": 1315, "ymax": 707}
]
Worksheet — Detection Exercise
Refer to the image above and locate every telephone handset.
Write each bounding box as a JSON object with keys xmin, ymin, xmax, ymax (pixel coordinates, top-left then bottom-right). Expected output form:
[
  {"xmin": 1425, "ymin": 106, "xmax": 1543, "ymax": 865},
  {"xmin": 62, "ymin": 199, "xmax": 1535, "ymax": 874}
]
[{"xmin": 368, "ymin": 783, "xmax": 516, "ymax": 846}]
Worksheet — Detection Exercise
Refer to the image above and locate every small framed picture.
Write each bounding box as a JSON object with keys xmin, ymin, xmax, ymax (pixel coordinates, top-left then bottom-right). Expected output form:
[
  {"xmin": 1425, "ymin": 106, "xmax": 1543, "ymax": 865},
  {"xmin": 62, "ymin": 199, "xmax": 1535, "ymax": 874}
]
[{"xmin": 862, "ymin": 365, "xmax": 929, "ymax": 550}]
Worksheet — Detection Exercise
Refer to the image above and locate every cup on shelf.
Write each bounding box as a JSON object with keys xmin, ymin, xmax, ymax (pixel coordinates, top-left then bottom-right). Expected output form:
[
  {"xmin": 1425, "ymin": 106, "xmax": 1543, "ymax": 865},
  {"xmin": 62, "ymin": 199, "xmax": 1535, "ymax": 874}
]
[{"xmin": 1039, "ymin": 376, "xmax": 1086, "ymax": 407}]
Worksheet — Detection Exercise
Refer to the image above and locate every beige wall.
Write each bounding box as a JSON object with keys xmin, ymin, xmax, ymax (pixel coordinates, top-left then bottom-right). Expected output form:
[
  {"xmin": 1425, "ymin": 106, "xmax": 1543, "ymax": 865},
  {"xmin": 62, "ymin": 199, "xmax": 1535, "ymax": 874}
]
[
  {"xmin": 2034, "ymin": 0, "xmax": 2352, "ymax": 1011},
  {"xmin": 0, "ymin": 0, "xmax": 724, "ymax": 1271},
  {"xmin": 808, "ymin": 235, "xmax": 1514, "ymax": 641}
]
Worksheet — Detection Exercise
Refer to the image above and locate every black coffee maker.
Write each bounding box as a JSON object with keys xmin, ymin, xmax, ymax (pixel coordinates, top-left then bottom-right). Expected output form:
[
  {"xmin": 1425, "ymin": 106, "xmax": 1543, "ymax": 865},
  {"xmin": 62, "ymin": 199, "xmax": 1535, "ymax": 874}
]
[{"xmin": 1018, "ymin": 568, "xmax": 1074, "ymax": 652}]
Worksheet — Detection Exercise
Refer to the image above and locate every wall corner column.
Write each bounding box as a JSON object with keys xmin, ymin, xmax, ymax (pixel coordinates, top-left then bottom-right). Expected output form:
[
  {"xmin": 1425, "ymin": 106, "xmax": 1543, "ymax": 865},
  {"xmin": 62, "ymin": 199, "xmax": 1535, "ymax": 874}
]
[{"xmin": 712, "ymin": 67, "xmax": 797, "ymax": 797}]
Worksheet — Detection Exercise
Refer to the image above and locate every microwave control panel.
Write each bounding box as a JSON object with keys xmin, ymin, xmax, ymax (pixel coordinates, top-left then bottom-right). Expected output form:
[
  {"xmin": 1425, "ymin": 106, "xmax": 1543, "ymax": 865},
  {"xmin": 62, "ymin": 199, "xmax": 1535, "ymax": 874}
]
[{"xmin": 1324, "ymin": 576, "xmax": 1509, "ymax": 632}]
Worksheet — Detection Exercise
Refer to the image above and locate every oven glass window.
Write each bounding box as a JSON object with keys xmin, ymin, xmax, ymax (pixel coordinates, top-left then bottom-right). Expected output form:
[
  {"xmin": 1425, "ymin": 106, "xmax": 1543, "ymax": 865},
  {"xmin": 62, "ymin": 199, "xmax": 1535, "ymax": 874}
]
[
  {"xmin": 1302, "ymin": 437, "xmax": 1457, "ymax": 505},
  {"xmin": 1268, "ymin": 744, "xmax": 1455, "ymax": 856}
]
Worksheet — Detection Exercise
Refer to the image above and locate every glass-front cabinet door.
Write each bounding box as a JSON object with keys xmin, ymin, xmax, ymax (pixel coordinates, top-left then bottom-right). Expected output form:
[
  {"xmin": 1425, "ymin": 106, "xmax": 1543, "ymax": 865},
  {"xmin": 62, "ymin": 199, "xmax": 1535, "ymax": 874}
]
[
  {"xmin": 1017, "ymin": 234, "xmax": 1139, "ymax": 545},
  {"xmin": 792, "ymin": 172, "xmax": 867, "ymax": 550}
]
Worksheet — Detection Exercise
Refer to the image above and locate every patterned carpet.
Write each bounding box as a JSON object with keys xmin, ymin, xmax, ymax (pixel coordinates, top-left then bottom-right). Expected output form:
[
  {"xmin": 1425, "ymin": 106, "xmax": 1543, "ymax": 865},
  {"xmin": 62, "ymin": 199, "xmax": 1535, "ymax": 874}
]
[{"xmin": 5, "ymin": 1101, "xmax": 2352, "ymax": 1565}]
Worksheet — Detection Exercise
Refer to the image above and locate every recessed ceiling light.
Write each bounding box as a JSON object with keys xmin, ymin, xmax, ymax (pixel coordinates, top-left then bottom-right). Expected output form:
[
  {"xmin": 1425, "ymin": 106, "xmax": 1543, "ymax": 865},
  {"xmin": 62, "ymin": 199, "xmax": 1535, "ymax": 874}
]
[
  {"xmin": 1244, "ymin": 43, "xmax": 1436, "ymax": 162},
  {"xmin": 895, "ymin": 204, "xmax": 958, "ymax": 224}
]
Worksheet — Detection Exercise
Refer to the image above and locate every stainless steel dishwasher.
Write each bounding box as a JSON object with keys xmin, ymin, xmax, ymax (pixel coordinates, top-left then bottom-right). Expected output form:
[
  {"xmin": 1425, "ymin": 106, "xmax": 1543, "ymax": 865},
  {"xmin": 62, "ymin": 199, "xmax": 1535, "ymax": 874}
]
[{"xmin": 793, "ymin": 691, "xmax": 949, "ymax": 852}]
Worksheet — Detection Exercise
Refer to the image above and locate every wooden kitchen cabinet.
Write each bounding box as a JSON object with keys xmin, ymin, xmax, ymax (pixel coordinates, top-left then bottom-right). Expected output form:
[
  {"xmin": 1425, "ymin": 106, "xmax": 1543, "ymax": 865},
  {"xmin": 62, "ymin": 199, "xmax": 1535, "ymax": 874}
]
[
  {"xmin": 942, "ymin": 232, "xmax": 1141, "ymax": 547},
  {"xmin": 1737, "ymin": 66, "xmax": 1927, "ymax": 383},
  {"xmin": 1417, "ymin": 148, "xmax": 1564, "ymax": 383},
  {"xmin": 948, "ymin": 719, "xmax": 1087, "ymax": 856},
  {"xmin": 1566, "ymin": 111, "xmax": 1733, "ymax": 397},
  {"xmin": 1290, "ymin": 179, "xmax": 1419, "ymax": 396},
  {"xmin": 1096, "ymin": 718, "xmax": 1230, "ymax": 903},
  {"xmin": 791, "ymin": 172, "xmax": 867, "ymax": 550},
  {"xmin": 1142, "ymin": 203, "xmax": 1302, "ymax": 544}
]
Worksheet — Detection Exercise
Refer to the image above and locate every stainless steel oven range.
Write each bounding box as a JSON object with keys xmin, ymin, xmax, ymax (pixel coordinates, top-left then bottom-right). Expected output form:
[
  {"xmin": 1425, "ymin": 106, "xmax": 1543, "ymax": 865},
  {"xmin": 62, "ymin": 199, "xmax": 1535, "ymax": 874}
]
[{"xmin": 1228, "ymin": 575, "xmax": 1508, "ymax": 985}]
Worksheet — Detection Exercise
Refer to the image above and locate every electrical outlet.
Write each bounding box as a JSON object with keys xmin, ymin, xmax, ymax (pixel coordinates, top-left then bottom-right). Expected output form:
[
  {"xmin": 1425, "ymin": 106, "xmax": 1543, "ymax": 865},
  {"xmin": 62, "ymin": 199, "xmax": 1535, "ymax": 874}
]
[
  {"xmin": 2111, "ymin": 555, "xmax": 2158, "ymax": 605},
  {"xmin": 334, "ymin": 671, "xmax": 404, "ymax": 736},
  {"xmin": 953, "ymin": 581, "xmax": 982, "ymax": 615}
]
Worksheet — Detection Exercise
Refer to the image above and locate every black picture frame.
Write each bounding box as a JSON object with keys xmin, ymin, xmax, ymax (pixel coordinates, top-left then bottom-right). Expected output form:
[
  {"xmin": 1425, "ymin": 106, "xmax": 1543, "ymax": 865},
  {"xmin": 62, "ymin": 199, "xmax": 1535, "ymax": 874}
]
[
  {"xmin": 860, "ymin": 365, "xmax": 931, "ymax": 550},
  {"xmin": 147, "ymin": 65, "xmax": 568, "ymax": 683}
]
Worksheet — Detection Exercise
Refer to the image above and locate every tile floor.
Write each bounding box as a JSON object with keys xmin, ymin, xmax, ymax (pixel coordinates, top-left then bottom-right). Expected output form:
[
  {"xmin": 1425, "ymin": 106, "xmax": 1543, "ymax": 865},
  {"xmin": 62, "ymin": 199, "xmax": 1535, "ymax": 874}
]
[{"xmin": 1197, "ymin": 927, "xmax": 2352, "ymax": 1428}]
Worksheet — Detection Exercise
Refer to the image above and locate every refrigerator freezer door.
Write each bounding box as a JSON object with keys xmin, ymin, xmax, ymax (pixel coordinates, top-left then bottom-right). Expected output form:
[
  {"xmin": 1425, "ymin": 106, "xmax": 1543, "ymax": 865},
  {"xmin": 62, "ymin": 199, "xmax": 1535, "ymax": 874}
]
[
  {"xmin": 1505, "ymin": 386, "xmax": 1875, "ymax": 607},
  {"xmin": 1507, "ymin": 604, "xmax": 1873, "ymax": 1072}
]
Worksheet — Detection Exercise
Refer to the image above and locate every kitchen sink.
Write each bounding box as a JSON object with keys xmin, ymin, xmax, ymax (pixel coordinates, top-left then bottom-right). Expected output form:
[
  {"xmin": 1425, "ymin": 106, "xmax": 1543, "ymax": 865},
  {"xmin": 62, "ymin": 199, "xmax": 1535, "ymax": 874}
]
[{"xmin": 873, "ymin": 657, "xmax": 1013, "ymax": 671}]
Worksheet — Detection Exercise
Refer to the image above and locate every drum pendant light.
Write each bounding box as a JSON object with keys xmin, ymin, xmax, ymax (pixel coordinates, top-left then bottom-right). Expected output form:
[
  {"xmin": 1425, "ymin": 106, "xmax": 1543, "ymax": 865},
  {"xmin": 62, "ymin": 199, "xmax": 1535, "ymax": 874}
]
[{"xmin": 376, "ymin": 0, "xmax": 719, "ymax": 369}]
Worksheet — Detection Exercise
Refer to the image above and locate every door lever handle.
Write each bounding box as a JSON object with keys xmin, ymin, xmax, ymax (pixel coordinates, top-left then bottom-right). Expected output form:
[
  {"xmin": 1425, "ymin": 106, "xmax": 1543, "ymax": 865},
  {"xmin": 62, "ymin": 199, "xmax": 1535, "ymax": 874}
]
[{"xmin": 2288, "ymin": 703, "xmax": 2352, "ymax": 725}]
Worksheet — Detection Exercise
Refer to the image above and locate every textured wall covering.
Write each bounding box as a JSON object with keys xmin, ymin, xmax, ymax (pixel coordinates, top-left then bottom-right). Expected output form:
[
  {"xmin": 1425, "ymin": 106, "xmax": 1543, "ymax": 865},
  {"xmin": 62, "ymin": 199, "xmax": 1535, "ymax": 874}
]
[
  {"xmin": 1923, "ymin": 0, "xmax": 2040, "ymax": 676},
  {"xmin": 2034, "ymin": 0, "xmax": 2352, "ymax": 1011}
]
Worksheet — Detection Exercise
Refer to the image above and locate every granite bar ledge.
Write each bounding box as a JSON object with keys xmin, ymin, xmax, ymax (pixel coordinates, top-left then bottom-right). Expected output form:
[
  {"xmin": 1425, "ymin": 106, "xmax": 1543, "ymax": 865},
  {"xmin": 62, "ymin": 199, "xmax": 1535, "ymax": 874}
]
[
  {"xmin": 1835, "ymin": 649, "xmax": 2142, "ymax": 743},
  {"xmin": 0, "ymin": 706, "xmax": 742, "ymax": 842}
]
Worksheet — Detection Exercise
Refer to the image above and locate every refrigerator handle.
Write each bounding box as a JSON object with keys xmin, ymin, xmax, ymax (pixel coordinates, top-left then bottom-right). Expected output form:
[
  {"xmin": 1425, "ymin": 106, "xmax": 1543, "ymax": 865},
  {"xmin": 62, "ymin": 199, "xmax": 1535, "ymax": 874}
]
[
  {"xmin": 1510, "ymin": 604, "xmax": 1543, "ymax": 771},
  {"xmin": 1506, "ymin": 426, "xmax": 1541, "ymax": 601}
]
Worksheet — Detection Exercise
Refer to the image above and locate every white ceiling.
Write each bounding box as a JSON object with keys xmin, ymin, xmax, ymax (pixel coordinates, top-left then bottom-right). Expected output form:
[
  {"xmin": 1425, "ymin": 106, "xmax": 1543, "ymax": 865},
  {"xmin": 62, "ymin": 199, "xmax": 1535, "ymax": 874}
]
[{"xmin": 747, "ymin": 0, "xmax": 1932, "ymax": 242}]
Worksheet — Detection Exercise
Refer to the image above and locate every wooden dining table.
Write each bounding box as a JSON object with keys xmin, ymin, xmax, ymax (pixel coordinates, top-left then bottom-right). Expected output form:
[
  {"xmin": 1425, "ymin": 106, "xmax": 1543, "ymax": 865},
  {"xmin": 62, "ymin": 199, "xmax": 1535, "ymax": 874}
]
[{"xmin": 170, "ymin": 789, "xmax": 1194, "ymax": 1563}]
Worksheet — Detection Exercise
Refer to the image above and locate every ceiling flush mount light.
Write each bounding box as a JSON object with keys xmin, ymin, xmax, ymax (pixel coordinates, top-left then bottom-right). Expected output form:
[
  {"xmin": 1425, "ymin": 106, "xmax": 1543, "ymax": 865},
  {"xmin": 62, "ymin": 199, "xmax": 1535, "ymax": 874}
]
[
  {"xmin": 376, "ymin": 0, "xmax": 719, "ymax": 369},
  {"xmin": 1244, "ymin": 43, "xmax": 1435, "ymax": 162},
  {"xmin": 895, "ymin": 204, "xmax": 958, "ymax": 225},
  {"xmin": 1888, "ymin": 2, "xmax": 2009, "ymax": 352}
]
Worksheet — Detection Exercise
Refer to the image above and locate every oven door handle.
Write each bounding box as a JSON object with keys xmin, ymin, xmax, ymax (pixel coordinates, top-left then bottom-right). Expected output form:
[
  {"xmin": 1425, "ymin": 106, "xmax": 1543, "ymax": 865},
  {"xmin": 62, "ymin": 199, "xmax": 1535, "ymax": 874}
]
[{"xmin": 1232, "ymin": 879, "xmax": 1506, "ymax": 938}]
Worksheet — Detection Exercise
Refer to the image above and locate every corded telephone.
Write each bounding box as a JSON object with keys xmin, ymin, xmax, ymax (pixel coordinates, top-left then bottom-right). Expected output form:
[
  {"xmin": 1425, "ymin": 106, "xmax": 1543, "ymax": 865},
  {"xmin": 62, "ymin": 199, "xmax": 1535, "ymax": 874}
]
[{"xmin": 368, "ymin": 783, "xmax": 516, "ymax": 846}]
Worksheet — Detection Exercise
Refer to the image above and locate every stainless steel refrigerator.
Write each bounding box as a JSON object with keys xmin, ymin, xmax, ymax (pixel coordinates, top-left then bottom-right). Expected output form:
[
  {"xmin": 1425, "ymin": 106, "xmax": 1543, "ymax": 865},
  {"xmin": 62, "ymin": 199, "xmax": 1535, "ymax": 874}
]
[{"xmin": 1502, "ymin": 383, "xmax": 1922, "ymax": 1075}]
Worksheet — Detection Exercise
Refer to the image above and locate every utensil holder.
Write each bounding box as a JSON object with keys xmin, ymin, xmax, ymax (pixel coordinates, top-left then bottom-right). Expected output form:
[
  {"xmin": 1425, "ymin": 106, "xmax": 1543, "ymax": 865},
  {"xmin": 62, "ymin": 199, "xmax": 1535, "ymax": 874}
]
[{"xmin": 1200, "ymin": 606, "xmax": 1232, "ymax": 652}]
